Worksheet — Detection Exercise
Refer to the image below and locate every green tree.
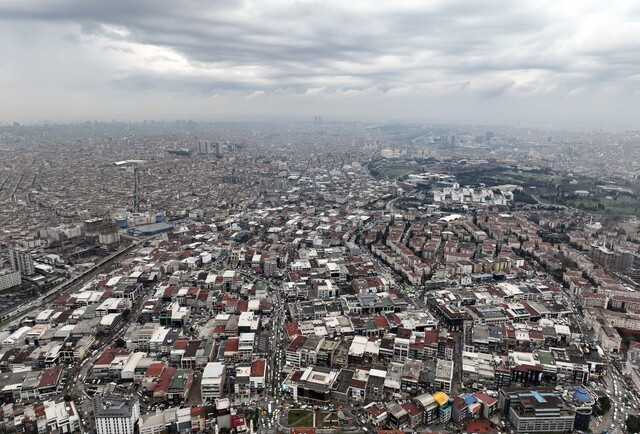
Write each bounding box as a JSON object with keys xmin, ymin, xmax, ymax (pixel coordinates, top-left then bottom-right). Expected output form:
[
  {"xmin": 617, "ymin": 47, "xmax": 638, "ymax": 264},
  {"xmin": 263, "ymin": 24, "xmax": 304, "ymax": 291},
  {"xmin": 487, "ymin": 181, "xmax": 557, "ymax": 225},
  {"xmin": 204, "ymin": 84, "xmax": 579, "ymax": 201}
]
[
  {"xmin": 115, "ymin": 338, "xmax": 126, "ymax": 348},
  {"xmin": 595, "ymin": 395, "xmax": 611, "ymax": 415},
  {"xmin": 627, "ymin": 414, "xmax": 640, "ymax": 433}
]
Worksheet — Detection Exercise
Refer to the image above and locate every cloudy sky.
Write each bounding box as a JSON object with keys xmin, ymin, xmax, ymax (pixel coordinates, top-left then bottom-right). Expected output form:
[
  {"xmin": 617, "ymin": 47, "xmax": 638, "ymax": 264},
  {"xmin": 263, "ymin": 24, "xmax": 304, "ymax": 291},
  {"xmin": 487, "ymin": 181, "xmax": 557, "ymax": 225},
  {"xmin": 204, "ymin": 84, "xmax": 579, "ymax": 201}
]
[{"xmin": 1, "ymin": 0, "xmax": 639, "ymax": 126}]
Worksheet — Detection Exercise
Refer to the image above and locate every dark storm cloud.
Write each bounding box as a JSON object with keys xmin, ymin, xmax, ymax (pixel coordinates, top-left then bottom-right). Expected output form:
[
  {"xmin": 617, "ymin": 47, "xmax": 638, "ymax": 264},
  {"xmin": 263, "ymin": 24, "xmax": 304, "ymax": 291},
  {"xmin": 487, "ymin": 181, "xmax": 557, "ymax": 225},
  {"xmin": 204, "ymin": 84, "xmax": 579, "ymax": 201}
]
[
  {"xmin": 0, "ymin": 0, "xmax": 560, "ymax": 92},
  {"xmin": 1, "ymin": 0, "xmax": 640, "ymax": 124}
]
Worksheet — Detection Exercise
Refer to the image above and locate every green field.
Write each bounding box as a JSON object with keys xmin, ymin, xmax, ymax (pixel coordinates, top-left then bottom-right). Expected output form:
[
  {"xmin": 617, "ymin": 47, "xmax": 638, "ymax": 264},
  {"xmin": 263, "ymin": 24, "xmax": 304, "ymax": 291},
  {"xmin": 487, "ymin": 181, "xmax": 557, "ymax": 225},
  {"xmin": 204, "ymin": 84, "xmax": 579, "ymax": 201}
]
[
  {"xmin": 368, "ymin": 161, "xmax": 421, "ymax": 179},
  {"xmin": 569, "ymin": 196, "xmax": 640, "ymax": 215},
  {"xmin": 316, "ymin": 412, "xmax": 340, "ymax": 428},
  {"xmin": 456, "ymin": 167, "xmax": 640, "ymax": 215},
  {"xmin": 287, "ymin": 410, "xmax": 314, "ymax": 427}
]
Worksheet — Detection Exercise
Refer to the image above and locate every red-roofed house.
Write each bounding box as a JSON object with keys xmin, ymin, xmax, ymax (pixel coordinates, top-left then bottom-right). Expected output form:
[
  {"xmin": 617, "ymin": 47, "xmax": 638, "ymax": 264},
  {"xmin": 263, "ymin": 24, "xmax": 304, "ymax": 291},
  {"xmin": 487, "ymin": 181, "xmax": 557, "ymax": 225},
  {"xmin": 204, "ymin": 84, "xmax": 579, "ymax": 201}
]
[
  {"xmin": 285, "ymin": 322, "xmax": 301, "ymax": 340},
  {"xmin": 473, "ymin": 391, "xmax": 498, "ymax": 418},
  {"xmin": 142, "ymin": 362, "xmax": 167, "ymax": 391},
  {"xmin": 452, "ymin": 396, "xmax": 469, "ymax": 423},
  {"xmin": 401, "ymin": 401, "xmax": 422, "ymax": 429},
  {"xmin": 93, "ymin": 348, "xmax": 131, "ymax": 377},
  {"xmin": 250, "ymin": 359, "xmax": 266, "ymax": 392},
  {"xmin": 286, "ymin": 335, "xmax": 307, "ymax": 367},
  {"xmin": 191, "ymin": 407, "xmax": 205, "ymax": 432},
  {"xmin": 364, "ymin": 402, "xmax": 388, "ymax": 426},
  {"xmin": 373, "ymin": 315, "xmax": 390, "ymax": 334},
  {"xmin": 153, "ymin": 367, "xmax": 177, "ymax": 401},
  {"xmin": 38, "ymin": 365, "xmax": 64, "ymax": 397},
  {"xmin": 224, "ymin": 337, "xmax": 240, "ymax": 363},
  {"xmin": 237, "ymin": 300, "xmax": 249, "ymax": 313}
]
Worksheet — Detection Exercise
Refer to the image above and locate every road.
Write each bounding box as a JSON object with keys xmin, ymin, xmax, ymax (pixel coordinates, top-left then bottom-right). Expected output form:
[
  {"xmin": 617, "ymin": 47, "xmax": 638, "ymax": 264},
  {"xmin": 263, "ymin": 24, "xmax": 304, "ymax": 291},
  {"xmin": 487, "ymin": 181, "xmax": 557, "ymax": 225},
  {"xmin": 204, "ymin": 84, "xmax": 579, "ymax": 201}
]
[
  {"xmin": 386, "ymin": 196, "xmax": 399, "ymax": 213},
  {"xmin": 592, "ymin": 361, "xmax": 640, "ymax": 433},
  {"xmin": 0, "ymin": 241, "xmax": 141, "ymax": 327},
  {"xmin": 264, "ymin": 278, "xmax": 288, "ymax": 432},
  {"xmin": 234, "ymin": 273, "xmax": 288, "ymax": 433}
]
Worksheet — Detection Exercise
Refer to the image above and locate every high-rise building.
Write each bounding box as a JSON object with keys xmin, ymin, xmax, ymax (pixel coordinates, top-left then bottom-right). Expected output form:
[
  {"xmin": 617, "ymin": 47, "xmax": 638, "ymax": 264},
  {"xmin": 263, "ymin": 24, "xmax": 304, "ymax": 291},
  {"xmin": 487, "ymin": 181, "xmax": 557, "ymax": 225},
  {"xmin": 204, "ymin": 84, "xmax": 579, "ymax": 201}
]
[
  {"xmin": 9, "ymin": 247, "xmax": 34, "ymax": 276},
  {"xmin": 198, "ymin": 140, "xmax": 211, "ymax": 155},
  {"xmin": 93, "ymin": 395, "xmax": 140, "ymax": 434}
]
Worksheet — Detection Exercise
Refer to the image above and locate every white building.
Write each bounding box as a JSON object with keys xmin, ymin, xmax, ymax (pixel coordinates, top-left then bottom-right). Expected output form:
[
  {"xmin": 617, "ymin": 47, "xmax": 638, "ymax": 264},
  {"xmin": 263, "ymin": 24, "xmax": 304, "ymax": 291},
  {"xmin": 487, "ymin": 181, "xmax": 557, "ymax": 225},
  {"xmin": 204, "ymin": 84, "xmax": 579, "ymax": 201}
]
[
  {"xmin": 41, "ymin": 400, "xmax": 81, "ymax": 433},
  {"xmin": 93, "ymin": 395, "xmax": 140, "ymax": 434},
  {"xmin": 201, "ymin": 362, "xmax": 225, "ymax": 402},
  {"xmin": 434, "ymin": 359, "xmax": 454, "ymax": 394}
]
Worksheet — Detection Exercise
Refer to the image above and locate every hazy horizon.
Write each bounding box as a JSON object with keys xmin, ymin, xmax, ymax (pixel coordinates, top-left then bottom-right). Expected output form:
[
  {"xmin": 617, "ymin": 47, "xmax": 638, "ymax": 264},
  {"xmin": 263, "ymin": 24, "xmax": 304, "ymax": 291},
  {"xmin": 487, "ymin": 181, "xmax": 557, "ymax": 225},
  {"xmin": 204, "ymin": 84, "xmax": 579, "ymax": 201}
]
[{"xmin": 2, "ymin": 0, "xmax": 640, "ymax": 128}]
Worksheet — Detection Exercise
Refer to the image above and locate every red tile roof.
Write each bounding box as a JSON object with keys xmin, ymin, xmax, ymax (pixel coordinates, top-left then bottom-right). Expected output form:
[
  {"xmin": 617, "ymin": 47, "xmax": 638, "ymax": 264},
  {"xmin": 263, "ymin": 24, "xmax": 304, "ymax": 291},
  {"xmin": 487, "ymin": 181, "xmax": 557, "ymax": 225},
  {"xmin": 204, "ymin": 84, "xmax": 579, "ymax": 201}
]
[
  {"xmin": 529, "ymin": 329, "xmax": 544, "ymax": 340},
  {"xmin": 154, "ymin": 367, "xmax": 177, "ymax": 393},
  {"xmin": 373, "ymin": 315, "xmax": 389, "ymax": 328},
  {"xmin": 366, "ymin": 403, "xmax": 386, "ymax": 419},
  {"xmin": 287, "ymin": 335, "xmax": 306, "ymax": 352},
  {"xmin": 251, "ymin": 359, "xmax": 266, "ymax": 377},
  {"xmin": 191, "ymin": 406, "xmax": 204, "ymax": 417},
  {"xmin": 401, "ymin": 401, "xmax": 421, "ymax": 417},
  {"xmin": 453, "ymin": 396, "xmax": 467, "ymax": 411},
  {"xmin": 145, "ymin": 362, "xmax": 166, "ymax": 377},
  {"xmin": 225, "ymin": 338, "xmax": 239, "ymax": 352},
  {"xmin": 38, "ymin": 365, "xmax": 63, "ymax": 389},
  {"xmin": 237, "ymin": 300, "xmax": 249, "ymax": 313},
  {"xmin": 34, "ymin": 403, "xmax": 45, "ymax": 418},
  {"xmin": 423, "ymin": 330, "xmax": 439, "ymax": 346},
  {"xmin": 95, "ymin": 348, "xmax": 130, "ymax": 366},
  {"xmin": 474, "ymin": 392, "xmax": 498, "ymax": 406},
  {"xmin": 285, "ymin": 322, "xmax": 301, "ymax": 337},
  {"xmin": 173, "ymin": 339, "xmax": 190, "ymax": 350}
]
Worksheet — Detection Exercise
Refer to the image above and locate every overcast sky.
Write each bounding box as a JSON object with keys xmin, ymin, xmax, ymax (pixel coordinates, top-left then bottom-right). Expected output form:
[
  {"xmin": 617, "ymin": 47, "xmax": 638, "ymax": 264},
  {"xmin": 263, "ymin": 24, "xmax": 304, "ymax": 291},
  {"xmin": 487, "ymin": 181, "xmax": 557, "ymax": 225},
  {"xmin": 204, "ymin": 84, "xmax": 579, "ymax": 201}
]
[{"xmin": 1, "ymin": 0, "xmax": 639, "ymax": 126}]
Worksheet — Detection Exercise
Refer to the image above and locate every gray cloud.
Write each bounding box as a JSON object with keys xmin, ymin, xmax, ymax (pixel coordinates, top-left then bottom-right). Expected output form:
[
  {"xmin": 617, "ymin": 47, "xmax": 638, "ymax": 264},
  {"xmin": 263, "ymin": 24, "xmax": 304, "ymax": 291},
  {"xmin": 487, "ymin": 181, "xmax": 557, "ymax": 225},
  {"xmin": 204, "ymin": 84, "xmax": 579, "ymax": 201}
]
[{"xmin": 0, "ymin": 0, "xmax": 639, "ymax": 125}]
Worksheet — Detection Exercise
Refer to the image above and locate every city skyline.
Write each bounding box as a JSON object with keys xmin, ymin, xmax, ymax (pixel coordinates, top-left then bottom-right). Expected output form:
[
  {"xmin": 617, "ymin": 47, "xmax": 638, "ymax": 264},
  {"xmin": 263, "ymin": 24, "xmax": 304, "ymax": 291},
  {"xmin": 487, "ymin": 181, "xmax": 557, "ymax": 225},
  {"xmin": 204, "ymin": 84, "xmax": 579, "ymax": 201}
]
[{"xmin": 2, "ymin": 2, "xmax": 640, "ymax": 432}]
